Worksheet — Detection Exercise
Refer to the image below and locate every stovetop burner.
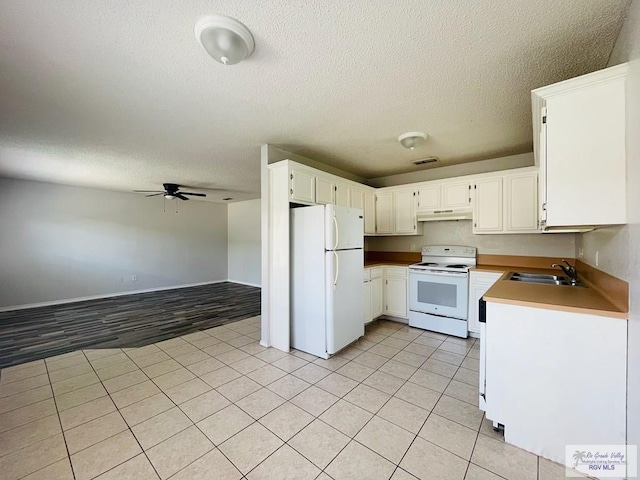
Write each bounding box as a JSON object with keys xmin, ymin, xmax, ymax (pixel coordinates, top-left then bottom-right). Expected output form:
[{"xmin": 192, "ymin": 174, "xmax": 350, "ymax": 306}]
[{"xmin": 409, "ymin": 245, "xmax": 477, "ymax": 273}]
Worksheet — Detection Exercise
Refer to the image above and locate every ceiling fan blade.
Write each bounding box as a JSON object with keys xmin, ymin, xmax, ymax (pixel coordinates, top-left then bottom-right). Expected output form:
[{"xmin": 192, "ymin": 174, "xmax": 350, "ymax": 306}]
[
  {"xmin": 175, "ymin": 193, "xmax": 189, "ymax": 201},
  {"xmin": 134, "ymin": 190, "xmax": 164, "ymax": 193},
  {"xmin": 180, "ymin": 192, "xmax": 207, "ymax": 197},
  {"xmin": 145, "ymin": 193, "xmax": 165, "ymax": 197}
]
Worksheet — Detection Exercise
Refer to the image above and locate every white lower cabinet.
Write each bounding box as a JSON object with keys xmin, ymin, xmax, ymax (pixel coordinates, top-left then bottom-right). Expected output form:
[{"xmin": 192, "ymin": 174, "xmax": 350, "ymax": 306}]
[
  {"xmin": 364, "ymin": 266, "xmax": 403, "ymax": 322},
  {"xmin": 363, "ymin": 277, "xmax": 372, "ymax": 324},
  {"xmin": 467, "ymin": 270, "xmax": 503, "ymax": 335},
  {"xmin": 484, "ymin": 301, "xmax": 627, "ymax": 467},
  {"xmin": 364, "ymin": 267, "xmax": 383, "ymax": 323},
  {"xmin": 384, "ymin": 266, "xmax": 408, "ymax": 319}
]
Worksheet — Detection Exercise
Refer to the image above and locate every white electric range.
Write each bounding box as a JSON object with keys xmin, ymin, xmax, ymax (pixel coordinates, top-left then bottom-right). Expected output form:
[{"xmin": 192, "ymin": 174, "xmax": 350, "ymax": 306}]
[{"xmin": 408, "ymin": 245, "xmax": 477, "ymax": 338}]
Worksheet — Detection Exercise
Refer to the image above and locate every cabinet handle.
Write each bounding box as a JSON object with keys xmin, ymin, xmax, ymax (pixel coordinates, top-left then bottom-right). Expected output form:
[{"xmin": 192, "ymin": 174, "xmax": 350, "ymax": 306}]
[{"xmin": 290, "ymin": 189, "xmax": 293, "ymax": 195}]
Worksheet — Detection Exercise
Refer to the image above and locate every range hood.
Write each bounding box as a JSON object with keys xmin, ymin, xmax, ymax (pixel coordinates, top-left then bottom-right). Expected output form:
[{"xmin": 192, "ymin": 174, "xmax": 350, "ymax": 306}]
[{"xmin": 417, "ymin": 209, "xmax": 473, "ymax": 222}]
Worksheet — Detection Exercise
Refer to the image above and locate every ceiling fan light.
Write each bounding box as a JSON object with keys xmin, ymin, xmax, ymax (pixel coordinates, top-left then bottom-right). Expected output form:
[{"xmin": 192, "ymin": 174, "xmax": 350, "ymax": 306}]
[
  {"xmin": 165, "ymin": 194, "xmax": 176, "ymax": 200},
  {"xmin": 398, "ymin": 131, "xmax": 428, "ymax": 150},
  {"xmin": 195, "ymin": 15, "xmax": 254, "ymax": 65}
]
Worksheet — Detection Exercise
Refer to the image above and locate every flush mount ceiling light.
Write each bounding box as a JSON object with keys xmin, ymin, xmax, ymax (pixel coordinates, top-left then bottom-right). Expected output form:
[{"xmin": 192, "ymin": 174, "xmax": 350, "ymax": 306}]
[
  {"xmin": 194, "ymin": 15, "xmax": 255, "ymax": 65},
  {"xmin": 398, "ymin": 131, "xmax": 428, "ymax": 150}
]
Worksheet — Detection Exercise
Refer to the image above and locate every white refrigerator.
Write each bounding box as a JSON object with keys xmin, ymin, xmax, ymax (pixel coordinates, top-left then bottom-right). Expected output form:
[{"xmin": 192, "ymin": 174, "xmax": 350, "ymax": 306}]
[{"xmin": 291, "ymin": 204, "xmax": 364, "ymax": 359}]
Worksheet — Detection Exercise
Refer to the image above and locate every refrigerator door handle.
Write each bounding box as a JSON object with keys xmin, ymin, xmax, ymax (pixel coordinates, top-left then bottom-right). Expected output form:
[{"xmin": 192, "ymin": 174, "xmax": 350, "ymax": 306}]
[
  {"xmin": 333, "ymin": 215, "xmax": 339, "ymax": 250},
  {"xmin": 333, "ymin": 251, "xmax": 339, "ymax": 290}
]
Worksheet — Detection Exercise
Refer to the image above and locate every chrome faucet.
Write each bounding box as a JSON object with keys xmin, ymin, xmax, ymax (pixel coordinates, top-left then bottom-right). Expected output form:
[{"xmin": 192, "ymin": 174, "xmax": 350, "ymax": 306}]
[{"xmin": 551, "ymin": 259, "xmax": 578, "ymax": 285}]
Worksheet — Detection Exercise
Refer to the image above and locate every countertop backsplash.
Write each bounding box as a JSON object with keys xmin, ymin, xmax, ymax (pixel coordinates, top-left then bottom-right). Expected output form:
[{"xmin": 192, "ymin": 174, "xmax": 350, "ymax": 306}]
[{"xmin": 364, "ymin": 220, "xmax": 576, "ymax": 258}]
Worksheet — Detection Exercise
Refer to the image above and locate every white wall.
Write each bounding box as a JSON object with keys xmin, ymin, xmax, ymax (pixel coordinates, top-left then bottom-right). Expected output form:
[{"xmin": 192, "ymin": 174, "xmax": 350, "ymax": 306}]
[
  {"xmin": 576, "ymin": 0, "xmax": 640, "ymax": 452},
  {"xmin": 0, "ymin": 178, "xmax": 228, "ymax": 308},
  {"xmin": 366, "ymin": 221, "xmax": 575, "ymax": 258},
  {"xmin": 228, "ymin": 199, "xmax": 261, "ymax": 287}
]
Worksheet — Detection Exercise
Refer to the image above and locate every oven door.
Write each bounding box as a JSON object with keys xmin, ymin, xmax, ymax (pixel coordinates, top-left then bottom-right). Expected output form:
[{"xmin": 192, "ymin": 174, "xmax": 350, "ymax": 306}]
[{"xmin": 409, "ymin": 270, "xmax": 468, "ymax": 320}]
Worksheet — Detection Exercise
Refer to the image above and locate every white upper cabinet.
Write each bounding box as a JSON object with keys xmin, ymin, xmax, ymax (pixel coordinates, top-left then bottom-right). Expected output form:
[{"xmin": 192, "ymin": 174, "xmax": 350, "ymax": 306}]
[
  {"xmin": 472, "ymin": 168, "xmax": 539, "ymax": 234},
  {"xmin": 394, "ymin": 189, "xmax": 417, "ymax": 234},
  {"xmin": 505, "ymin": 171, "xmax": 538, "ymax": 232},
  {"xmin": 443, "ymin": 181, "xmax": 471, "ymax": 209},
  {"xmin": 375, "ymin": 191, "xmax": 394, "ymax": 234},
  {"xmin": 416, "ymin": 184, "xmax": 440, "ymax": 211},
  {"xmin": 532, "ymin": 63, "xmax": 627, "ymax": 230},
  {"xmin": 417, "ymin": 180, "xmax": 471, "ymax": 212},
  {"xmin": 364, "ymin": 191, "xmax": 376, "ymax": 235},
  {"xmin": 315, "ymin": 176, "xmax": 335, "ymax": 205},
  {"xmin": 335, "ymin": 182, "xmax": 351, "ymax": 207},
  {"xmin": 290, "ymin": 167, "xmax": 315, "ymax": 205},
  {"xmin": 284, "ymin": 160, "xmax": 540, "ymax": 237},
  {"xmin": 351, "ymin": 186, "xmax": 364, "ymax": 210},
  {"xmin": 374, "ymin": 188, "xmax": 421, "ymax": 236},
  {"xmin": 473, "ymin": 177, "xmax": 503, "ymax": 233}
]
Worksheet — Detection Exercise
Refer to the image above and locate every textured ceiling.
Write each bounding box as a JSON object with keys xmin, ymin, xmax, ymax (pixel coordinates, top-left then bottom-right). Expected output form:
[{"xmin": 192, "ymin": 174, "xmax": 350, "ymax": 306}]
[{"xmin": 0, "ymin": 0, "xmax": 630, "ymax": 201}]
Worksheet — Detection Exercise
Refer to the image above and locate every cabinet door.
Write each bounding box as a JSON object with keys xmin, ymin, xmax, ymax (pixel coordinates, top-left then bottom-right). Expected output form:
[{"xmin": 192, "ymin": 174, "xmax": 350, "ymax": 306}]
[
  {"xmin": 364, "ymin": 191, "xmax": 376, "ymax": 235},
  {"xmin": 394, "ymin": 189, "xmax": 416, "ymax": 234},
  {"xmin": 371, "ymin": 276, "xmax": 383, "ymax": 319},
  {"xmin": 316, "ymin": 176, "xmax": 335, "ymax": 205},
  {"xmin": 351, "ymin": 187, "xmax": 365, "ymax": 210},
  {"xmin": 363, "ymin": 281, "xmax": 372, "ymax": 324},
  {"xmin": 468, "ymin": 272, "xmax": 503, "ymax": 334},
  {"xmin": 290, "ymin": 169, "xmax": 315, "ymax": 204},
  {"xmin": 473, "ymin": 178, "xmax": 503, "ymax": 233},
  {"xmin": 545, "ymin": 75, "xmax": 626, "ymax": 226},
  {"xmin": 335, "ymin": 183, "xmax": 351, "ymax": 207},
  {"xmin": 443, "ymin": 182, "xmax": 471, "ymax": 209},
  {"xmin": 385, "ymin": 277, "xmax": 407, "ymax": 318},
  {"xmin": 375, "ymin": 192, "xmax": 393, "ymax": 234},
  {"xmin": 417, "ymin": 184, "xmax": 440, "ymax": 211},
  {"xmin": 505, "ymin": 173, "xmax": 538, "ymax": 232}
]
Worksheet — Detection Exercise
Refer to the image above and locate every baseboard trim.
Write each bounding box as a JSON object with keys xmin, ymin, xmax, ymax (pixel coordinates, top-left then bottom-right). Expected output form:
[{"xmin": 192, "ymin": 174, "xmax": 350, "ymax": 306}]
[
  {"xmin": 0, "ymin": 280, "xmax": 228, "ymax": 312},
  {"xmin": 227, "ymin": 280, "xmax": 262, "ymax": 288}
]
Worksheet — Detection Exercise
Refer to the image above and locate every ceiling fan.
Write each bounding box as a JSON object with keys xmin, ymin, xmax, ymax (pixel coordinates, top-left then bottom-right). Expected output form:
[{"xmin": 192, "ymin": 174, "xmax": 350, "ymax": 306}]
[{"xmin": 133, "ymin": 183, "xmax": 206, "ymax": 201}]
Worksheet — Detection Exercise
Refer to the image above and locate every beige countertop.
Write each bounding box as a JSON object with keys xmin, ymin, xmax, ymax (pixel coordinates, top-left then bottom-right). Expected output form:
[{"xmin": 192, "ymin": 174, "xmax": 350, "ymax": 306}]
[
  {"xmin": 483, "ymin": 267, "xmax": 628, "ymax": 319},
  {"xmin": 364, "ymin": 260, "xmax": 414, "ymax": 267}
]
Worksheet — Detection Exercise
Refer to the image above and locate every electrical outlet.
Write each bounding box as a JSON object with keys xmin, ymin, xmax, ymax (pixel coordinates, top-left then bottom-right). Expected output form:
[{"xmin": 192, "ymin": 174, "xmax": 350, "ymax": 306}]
[
  {"xmin": 410, "ymin": 243, "xmax": 416, "ymax": 251},
  {"xmin": 595, "ymin": 251, "xmax": 599, "ymax": 267},
  {"xmin": 132, "ymin": 275, "xmax": 138, "ymax": 282},
  {"xmin": 118, "ymin": 277, "xmax": 124, "ymax": 283},
  {"xmin": 578, "ymin": 248, "xmax": 584, "ymax": 259}
]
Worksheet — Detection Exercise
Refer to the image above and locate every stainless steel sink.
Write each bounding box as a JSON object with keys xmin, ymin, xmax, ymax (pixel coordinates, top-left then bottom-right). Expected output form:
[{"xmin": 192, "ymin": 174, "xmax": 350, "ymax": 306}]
[{"xmin": 507, "ymin": 272, "xmax": 584, "ymax": 287}]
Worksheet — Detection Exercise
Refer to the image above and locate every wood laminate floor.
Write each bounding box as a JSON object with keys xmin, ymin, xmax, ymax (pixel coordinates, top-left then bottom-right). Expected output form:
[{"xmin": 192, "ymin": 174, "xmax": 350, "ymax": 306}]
[{"xmin": 0, "ymin": 282, "xmax": 260, "ymax": 369}]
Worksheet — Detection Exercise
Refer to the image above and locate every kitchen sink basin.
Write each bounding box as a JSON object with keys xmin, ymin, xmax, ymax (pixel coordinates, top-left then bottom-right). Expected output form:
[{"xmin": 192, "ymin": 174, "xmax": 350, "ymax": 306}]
[{"xmin": 507, "ymin": 272, "xmax": 584, "ymax": 287}]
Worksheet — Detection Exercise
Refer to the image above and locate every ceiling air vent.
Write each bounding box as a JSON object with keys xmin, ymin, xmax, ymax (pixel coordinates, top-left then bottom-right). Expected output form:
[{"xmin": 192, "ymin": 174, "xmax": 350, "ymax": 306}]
[{"xmin": 412, "ymin": 157, "xmax": 438, "ymax": 166}]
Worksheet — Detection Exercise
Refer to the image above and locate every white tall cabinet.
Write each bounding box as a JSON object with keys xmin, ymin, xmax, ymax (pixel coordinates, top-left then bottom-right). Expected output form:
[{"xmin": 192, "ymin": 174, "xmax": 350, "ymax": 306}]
[{"xmin": 532, "ymin": 63, "xmax": 627, "ymax": 230}]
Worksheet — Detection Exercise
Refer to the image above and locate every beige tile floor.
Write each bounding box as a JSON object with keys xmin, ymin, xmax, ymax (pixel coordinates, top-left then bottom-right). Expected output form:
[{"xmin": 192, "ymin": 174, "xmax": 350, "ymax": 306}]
[{"xmin": 0, "ymin": 317, "xmax": 578, "ymax": 480}]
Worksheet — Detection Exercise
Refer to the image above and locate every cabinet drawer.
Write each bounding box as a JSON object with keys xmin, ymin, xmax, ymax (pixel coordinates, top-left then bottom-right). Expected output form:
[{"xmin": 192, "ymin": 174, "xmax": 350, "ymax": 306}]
[
  {"xmin": 385, "ymin": 266, "xmax": 407, "ymax": 278},
  {"xmin": 471, "ymin": 271, "xmax": 504, "ymax": 284},
  {"xmin": 363, "ymin": 269, "xmax": 371, "ymax": 282}
]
